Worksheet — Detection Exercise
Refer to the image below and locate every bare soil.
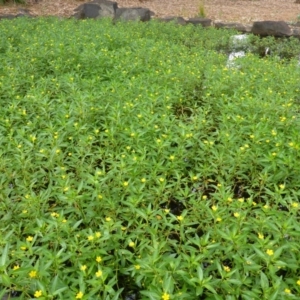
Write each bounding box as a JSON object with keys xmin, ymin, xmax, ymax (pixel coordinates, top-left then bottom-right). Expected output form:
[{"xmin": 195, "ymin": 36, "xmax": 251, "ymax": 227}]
[{"xmin": 0, "ymin": 0, "xmax": 300, "ymax": 24}]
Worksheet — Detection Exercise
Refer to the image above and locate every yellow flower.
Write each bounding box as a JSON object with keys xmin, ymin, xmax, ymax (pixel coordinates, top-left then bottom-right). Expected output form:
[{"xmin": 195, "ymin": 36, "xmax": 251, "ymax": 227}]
[
  {"xmin": 284, "ymin": 288, "xmax": 291, "ymax": 294},
  {"xmin": 76, "ymin": 291, "xmax": 84, "ymax": 299},
  {"xmin": 263, "ymin": 204, "xmax": 269, "ymax": 209},
  {"xmin": 216, "ymin": 217, "xmax": 222, "ymax": 222},
  {"xmin": 95, "ymin": 270, "xmax": 103, "ymax": 277},
  {"xmin": 96, "ymin": 256, "xmax": 102, "ymax": 263},
  {"xmin": 227, "ymin": 197, "xmax": 232, "ymax": 202},
  {"xmin": 192, "ymin": 176, "xmax": 198, "ymax": 181},
  {"xmin": 26, "ymin": 236, "xmax": 33, "ymax": 242},
  {"xmin": 123, "ymin": 181, "xmax": 129, "ymax": 187},
  {"xmin": 223, "ymin": 266, "xmax": 231, "ymax": 272},
  {"xmin": 162, "ymin": 292, "xmax": 170, "ymax": 300},
  {"xmin": 34, "ymin": 290, "xmax": 42, "ymax": 298},
  {"xmin": 98, "ymin": 194, "xmax": 103, "ymax": 199},
  {"xmin": 292, "ymin": 202, "xmax": 298, "ymax": 208},
  {"xmin": 234, "ymin": 212, "xmax": 240, "ymax": 218},
  {"xmin": 279, "ymin": 184, "xmax": 285, "ymax": 190},
  {"xmin": 238, "ymin": 198, "xmax": 244, "ymax": 203},
  {"xmin": 20, "ymin": 246, "xmax": 27, "ymax": 251},
  {"xmin": 134, "ymin": 265, "xmax": 141, "ymax": 270},
  {"xmin": 13, "ymin": 265, "xmax": 20, "ymax": 270},
  {"xmin": 159, "ymin": 177, "xmax": 165, "ymax": 182},
  {"xmin": 95, "ymin": 232, "xmax": 101, "ymax": 238},
  {"xmin": 297, "ymin": 279, "xmax": 300, "ymax": 286},
  {"xmin": 169, "ymin": 155, "xmax": 175, "ymax": 160},
  {"xmin": 62, "ymin": 219, "xmax": 67, "ymax": 223},
  {"xmin": 129, "ymin": 241, "xmax": 135, "ymax": 248},
  {"xmin": 211, "ymin": 205, "xmax": 217, "ymax": 211},
  {"xmin": 88, "ymin": 235, "xmax": 94, "ymax": 241},
  {"xmin": 80, "ymin": 265, "xmax": 87, "ymax": 271},
  {"xmin": 29, "ymin": 270, "xmax": 37, "ymax": 278},
  {"xmin": 105, "ymin": 217, "xmax": 111, "ymax": 222},
  {"xmin": 202, "ymin": 195, "xmax": 207, "ymax": 200},
  {"xmin": 141, "ymin": 178, "xmax": 146, "ymax": 183},
  {"xmin": 164, "ymin": 209, "xmax": 170, "ymax": 213},
  {"xmin": 258, "ymin": 233, "xmax": 264, "ymax": 240},
  {"xmin": 177, "ymin": 215, "xmax": 183, "ymax": 221},
  {"xmin": 266, "ymin": 249, "xmax": 274, "ymax": 256}
]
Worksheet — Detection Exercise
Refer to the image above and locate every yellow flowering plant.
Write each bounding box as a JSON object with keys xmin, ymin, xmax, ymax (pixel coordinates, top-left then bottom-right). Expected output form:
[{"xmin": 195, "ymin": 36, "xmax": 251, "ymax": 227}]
[{"xmin": 0, "ymin": 16, "xmax": 300, "ymax": 299}]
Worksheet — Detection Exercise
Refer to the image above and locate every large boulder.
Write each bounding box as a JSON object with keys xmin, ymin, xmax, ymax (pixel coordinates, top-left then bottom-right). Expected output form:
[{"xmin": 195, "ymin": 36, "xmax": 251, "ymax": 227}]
[
  {"xmin": 186, "ymin": 17, "xmax": 212, "ymax": 27},
  {"xmin": 114, "ymin": 7, "xmax": 153, "ymax": 22},
  {"xmin": 251, "ymin": 21, "xmax": 292, "ymax": 37},
  {"xmin": 73, "ymin": 0, "xmax": 118, "ymax": 19}
]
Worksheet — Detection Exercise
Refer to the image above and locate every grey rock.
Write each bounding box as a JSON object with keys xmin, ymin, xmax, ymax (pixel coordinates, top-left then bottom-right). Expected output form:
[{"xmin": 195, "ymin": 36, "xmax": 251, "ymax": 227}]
[
  {"xmin": 0, "ymin": 14, "xmax": 16, "ymax": 20},
  {"xmin": 251, "ymin": 21, "xmax": 292, "ymax": 37},
  {"xmin": 114, "ymin": 7, "xmax": 152, "ymax": 22},
  {"xmin": 186, "ymin": 17, "xmax": 212, "ymax": 27},
  {"xmin": 73, "ymin": 0, "xmax": 118, "ymax": 19},
  {"xmin": 291, "ymin": 26, "xmax": 300, "ymax": 38},
  {"xmin": 215, "ymin": 22, "xmax": 252, "ymax": 33},
  {"xmin": 158, "ymin": 16, "xmax": 186, "ymax": 25}
]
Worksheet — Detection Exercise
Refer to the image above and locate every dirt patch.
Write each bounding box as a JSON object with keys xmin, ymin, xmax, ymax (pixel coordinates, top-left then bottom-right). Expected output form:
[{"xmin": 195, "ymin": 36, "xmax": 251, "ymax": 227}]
[{"xmin": 0, "ymin": 0, "xmax": 300, "ymax": 23}]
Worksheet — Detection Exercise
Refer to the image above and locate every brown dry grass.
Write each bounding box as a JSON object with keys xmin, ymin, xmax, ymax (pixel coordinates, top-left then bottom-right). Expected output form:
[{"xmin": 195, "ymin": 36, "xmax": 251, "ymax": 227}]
[{"xmin": 0, "ymin": 0, "xmax": 300, "ymax": 24}]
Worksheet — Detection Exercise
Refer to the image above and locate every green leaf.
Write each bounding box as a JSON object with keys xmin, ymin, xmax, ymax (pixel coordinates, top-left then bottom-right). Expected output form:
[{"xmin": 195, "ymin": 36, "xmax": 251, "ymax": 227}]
[
  {"xmin": 72, "ymin": 219, "xmax": 83, "ymax": 230},
  {"xmin": 196, "ymin": 286, "xmax": 203, "ymax": 296},
  {"xmin": 252, "ymin": 246, "xmax": 266, "ymax": 260},
  {"xmin": 163, "ymin": 274, "xmax": 174, "ymax": 294},
  {"xmin": 0, "ymin": 244, "xmax": 9, "ymax": 267},
  {"xmin": 0, "ymin": 274, "xmax": 11, "ymax": 287},
  {"xmin": 140, "ymin": 290, "xmax": 160, "ymax": 300},
  {"xmin": 203, "ymin": 283, "xmax": 217, "ymax": 294},
  {"xmin": 197, "ymin": 266, "xmax": 203, "ymax": 281},
  {"xmin": 260, "ymin": 271, "xmax": 269, "ymax": 290},
  {"xmin": 269, "ymin": 288, "xmax": 280, "ymax": 300}
]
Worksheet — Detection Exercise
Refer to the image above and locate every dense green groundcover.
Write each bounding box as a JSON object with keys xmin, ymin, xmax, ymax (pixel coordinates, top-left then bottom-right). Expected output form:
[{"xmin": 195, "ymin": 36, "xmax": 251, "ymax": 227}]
[{"xmin": 1, "ymin": 17, "xmax": 300, "ymax": 299}]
